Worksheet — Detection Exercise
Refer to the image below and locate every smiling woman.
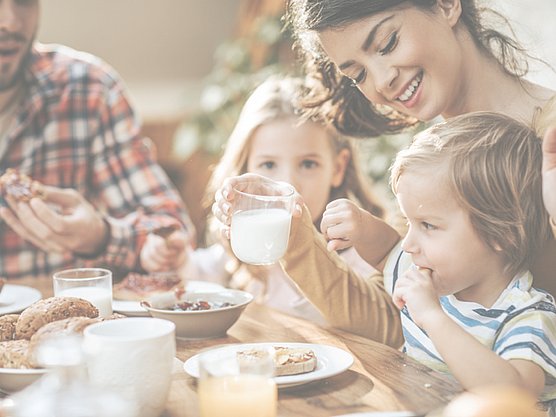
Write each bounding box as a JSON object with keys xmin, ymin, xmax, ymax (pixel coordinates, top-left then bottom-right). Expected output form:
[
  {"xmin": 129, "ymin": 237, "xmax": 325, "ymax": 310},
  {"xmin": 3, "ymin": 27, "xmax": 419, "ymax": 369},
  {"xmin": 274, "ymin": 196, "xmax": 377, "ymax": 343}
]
[{"xmin": 286, "ymin": 0, "xmax": 554, "ymax": 137}]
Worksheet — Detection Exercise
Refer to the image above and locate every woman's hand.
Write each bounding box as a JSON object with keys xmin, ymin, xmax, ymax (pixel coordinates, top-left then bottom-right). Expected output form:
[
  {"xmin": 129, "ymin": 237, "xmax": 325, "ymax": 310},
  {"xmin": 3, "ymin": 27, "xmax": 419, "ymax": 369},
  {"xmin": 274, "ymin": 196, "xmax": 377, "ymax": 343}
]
[
  {"xmin": 542, "ymin": 126, "xmax": 556, "ymax": 220},
  {"xmin": 211, "ymin": 173, "xmax": 303, "ymax": 240}
]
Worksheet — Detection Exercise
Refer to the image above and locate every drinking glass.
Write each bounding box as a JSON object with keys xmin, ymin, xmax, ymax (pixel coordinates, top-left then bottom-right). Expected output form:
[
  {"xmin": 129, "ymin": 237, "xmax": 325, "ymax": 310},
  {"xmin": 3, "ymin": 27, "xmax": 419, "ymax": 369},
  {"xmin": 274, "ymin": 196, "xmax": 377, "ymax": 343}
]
[
  {"xmin": 198, "ymin": 345, "xmax": 277, "ymax": 417},
  {"xmin": 230, "ymin": 180, "xmax": 295, "ymax": 265},
  {"xmin": 53, "ymin": 268, "xmax": 113, "ymax": 318}
]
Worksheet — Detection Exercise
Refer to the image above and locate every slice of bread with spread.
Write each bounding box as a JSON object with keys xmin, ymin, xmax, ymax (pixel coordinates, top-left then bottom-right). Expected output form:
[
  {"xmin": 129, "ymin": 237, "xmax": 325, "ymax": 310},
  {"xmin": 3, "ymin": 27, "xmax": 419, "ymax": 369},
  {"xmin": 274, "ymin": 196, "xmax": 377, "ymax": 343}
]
[{"xmin": 237, "ymin": 346, "xmax": 317, "ymax": 376}]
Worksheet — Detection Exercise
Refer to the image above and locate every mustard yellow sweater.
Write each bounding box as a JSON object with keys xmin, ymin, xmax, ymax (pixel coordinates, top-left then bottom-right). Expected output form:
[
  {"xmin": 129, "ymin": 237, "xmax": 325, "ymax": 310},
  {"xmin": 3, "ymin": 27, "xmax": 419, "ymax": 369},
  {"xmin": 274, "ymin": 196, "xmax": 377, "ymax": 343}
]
[{"xmin": 280, "ymin": 207, "xmax": 404, "ymax": 348}]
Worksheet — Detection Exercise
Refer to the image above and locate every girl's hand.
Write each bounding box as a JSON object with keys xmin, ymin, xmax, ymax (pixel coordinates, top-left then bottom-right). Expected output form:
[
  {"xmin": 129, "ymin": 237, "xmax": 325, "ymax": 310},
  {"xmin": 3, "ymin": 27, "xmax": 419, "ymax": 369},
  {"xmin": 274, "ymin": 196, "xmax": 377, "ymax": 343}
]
[
  {"xmin": 140, "ymin": 229, "xmax": 190, "ymax": 272},
  {"xmin": 320, "ymin": 198, "xmax": 382, "ymax": 252},
  {"xmin": 542, "ymin": 126, "xmax": 556, "ymax": 219},
  {"xmin": 392, "ymin": 267, "xmax": 443, "ymax": 328},
  {"xmin": 320, "ymin": 198, "xmax": 364, "ymax": 251},
  {"xmin": 212, "ymin": 173, "xmax": 303, "ymax": 240}
]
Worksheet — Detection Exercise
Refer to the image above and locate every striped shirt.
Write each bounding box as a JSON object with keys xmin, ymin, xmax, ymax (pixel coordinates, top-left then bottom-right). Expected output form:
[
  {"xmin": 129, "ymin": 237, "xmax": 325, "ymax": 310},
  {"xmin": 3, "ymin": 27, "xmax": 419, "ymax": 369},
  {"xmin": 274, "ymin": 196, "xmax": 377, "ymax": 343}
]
[
  {"xmin": 385, "ymin": 248, "xmax": 556, "ymax": 403},
  {"xmin": 0, "ymin": 43, "xmax": 190, "ymax": 278}
]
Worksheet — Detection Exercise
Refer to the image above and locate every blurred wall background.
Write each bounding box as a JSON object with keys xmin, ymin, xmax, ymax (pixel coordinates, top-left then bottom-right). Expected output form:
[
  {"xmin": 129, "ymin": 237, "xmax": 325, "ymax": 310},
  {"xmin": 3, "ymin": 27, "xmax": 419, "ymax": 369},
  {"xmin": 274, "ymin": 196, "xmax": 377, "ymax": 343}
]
[
  {"xmin": 37, "ymin": 0, "xmax": 242, "ymax": 121},
  {"xmin": 499, "ymin": 0, "xmax": 556, "ymax": 89}
]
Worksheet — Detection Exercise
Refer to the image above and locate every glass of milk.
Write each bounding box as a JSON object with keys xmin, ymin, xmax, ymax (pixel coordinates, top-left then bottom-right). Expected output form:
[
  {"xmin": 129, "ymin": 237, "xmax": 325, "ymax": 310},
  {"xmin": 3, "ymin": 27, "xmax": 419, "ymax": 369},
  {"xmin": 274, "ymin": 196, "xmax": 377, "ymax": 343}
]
[
  {"xmin": 198, "ymin": 345, "xmax": 277, "ymax": 417},
  {"xmin": 53, "ymin": 268, "xmax": 113, "ymax": 318},
  {"xmin": 230, "ymin": 180, "xmax": 295, "ymax": 265}
]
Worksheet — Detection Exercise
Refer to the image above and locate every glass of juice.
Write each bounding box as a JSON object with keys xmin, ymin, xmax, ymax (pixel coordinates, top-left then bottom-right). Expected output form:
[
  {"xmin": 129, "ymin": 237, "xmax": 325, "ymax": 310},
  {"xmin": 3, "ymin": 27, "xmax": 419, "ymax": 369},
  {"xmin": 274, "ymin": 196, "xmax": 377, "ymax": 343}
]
[
  {"xmin": 53, "ymin": 268, "xmax": 113, "ymax": 318},
  {"xmin": 198, "ymin": 345, "xmax": 277, "ymax": 417},
  {"xmin": 230, "ymin": 179, "xmax": 295, "ymax": 265}
]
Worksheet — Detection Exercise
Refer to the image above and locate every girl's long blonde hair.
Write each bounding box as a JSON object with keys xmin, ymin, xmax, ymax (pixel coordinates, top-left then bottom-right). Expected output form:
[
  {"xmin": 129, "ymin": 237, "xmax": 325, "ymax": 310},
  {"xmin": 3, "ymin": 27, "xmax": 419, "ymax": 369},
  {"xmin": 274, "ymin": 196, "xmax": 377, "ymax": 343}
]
[
  {"xmin": 204, "ymin": 76, "xmax": 384, "ymax": 219},
  {"xmin": 391, "ymin": 111, "xmax": 551, "ymax": 278}
]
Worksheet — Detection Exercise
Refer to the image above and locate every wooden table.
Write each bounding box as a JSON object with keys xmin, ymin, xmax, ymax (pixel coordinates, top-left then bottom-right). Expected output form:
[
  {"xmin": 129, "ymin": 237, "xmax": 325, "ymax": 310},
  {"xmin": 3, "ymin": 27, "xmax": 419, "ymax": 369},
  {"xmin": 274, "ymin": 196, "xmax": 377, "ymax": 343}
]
[{"xmin": 10, "ymin": 277, "xmax": 461, "ymax": 416}]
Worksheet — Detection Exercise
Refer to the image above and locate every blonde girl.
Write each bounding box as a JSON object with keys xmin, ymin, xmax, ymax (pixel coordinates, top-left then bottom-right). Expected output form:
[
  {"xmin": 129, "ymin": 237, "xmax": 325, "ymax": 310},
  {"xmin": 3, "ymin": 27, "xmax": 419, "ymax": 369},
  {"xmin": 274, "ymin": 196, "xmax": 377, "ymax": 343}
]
[{"xmin": 140, "ymin": 76, "xmax": 385, "ymax": 324}]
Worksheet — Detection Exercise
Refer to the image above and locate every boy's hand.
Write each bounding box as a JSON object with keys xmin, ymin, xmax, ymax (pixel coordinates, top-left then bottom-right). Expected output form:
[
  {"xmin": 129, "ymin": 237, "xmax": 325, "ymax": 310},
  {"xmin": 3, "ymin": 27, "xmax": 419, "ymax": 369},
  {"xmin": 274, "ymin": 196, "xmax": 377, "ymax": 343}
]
[{"xmin": 392, "ymin": 267, "xmax": 443, "ymax": 328}]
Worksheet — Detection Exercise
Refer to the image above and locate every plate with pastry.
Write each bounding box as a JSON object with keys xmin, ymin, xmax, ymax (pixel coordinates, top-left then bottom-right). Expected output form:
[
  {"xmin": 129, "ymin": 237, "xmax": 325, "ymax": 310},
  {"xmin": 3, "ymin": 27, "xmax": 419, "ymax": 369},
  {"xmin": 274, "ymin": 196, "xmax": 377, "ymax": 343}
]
[
  {"xmin": 183, "ymin": 342, "xmax": 353, "ymax": 388},
  {"xmin": 0, "ymin": 285, "xmax": 42, "ymax": 316},
  {"xmin": 112, "ymin": 276, "xmax": 225, "ymax": 316}
]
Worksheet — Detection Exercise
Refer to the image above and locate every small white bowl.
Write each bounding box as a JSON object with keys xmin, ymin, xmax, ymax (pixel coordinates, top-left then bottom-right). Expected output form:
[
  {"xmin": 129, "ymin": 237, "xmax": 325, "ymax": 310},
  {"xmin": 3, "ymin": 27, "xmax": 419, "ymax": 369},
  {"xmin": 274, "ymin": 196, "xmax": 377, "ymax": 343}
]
[
  {"xmin": 141, "ymin": 289, "xmax": 253, "ymax": 339},
  {"xmin": 0, "ymin": 368, "xmax": 47, "ymax": 393}
]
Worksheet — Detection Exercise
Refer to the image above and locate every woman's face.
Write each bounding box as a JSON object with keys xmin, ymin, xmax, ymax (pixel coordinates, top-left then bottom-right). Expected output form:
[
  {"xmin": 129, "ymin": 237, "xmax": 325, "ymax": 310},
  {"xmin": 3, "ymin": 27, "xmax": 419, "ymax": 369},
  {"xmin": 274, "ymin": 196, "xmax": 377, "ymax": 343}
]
[
  {"xmin": 246, "ymin": 118, "xmax": 349, "ymax": 222},
  {"xmin": 318, "ymin": 3, "xmax": 465, "ymax": 122}
]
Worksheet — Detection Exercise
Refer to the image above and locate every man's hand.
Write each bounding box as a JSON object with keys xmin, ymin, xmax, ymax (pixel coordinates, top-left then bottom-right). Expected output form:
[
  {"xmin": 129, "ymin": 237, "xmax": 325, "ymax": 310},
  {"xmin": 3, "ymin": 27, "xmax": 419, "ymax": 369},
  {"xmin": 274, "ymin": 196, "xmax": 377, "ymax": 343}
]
[
  {"xmin": 140, "ymin": 229, "xmax": 190, "ymax": 272},
  {"xmin": 0, "ymin": 185, "xmax": 108, "ymax": 255}
]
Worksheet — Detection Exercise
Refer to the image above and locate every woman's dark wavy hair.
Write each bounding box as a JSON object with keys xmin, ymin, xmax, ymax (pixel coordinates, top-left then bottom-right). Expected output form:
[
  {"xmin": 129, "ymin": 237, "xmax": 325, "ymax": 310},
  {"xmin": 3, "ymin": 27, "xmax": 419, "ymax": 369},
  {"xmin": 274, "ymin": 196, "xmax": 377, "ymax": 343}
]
[{"xmin": 286, "ymin": 0, "xmax": 532, "ymax": 138}]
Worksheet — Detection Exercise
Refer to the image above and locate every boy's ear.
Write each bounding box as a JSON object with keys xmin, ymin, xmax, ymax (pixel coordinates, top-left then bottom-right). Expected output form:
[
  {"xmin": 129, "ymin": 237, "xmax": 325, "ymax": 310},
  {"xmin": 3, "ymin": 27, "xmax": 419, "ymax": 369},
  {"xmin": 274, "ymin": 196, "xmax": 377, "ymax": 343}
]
[
  {"xmin": 331, "ymin": 148, "xmax": 351, "ymax": 188},
  {"xmin": 436, "ymin": 0, "xmax": 462, "ymax": 28}
]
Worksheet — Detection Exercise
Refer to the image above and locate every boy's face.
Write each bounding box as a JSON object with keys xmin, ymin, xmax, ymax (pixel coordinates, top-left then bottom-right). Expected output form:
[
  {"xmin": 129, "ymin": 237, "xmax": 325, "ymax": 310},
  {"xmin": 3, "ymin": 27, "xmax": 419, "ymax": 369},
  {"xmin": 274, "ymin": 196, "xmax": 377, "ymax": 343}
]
[
  {"xmin": 396, "ymin": 167, "xmax": 508, "ymax": 304},
  {"xmin": 246, "ymin": 118, "xmax": 348, "ymax": 223},
  {"xmin": 0, "ymin": 0, "xmax": 39, "ymax": 91}
]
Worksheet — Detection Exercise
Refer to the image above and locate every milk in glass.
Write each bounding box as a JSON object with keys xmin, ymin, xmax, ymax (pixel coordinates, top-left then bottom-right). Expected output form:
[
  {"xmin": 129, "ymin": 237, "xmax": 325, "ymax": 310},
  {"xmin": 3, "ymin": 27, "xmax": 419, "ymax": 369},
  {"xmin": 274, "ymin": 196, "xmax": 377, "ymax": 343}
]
[
  {"xmin": 58, "ymin": 287, "xmax": 113, "ymax": 318},
  {"xmin": 230, "ymin": 207, "xmax": 291, "ymax": 264}
]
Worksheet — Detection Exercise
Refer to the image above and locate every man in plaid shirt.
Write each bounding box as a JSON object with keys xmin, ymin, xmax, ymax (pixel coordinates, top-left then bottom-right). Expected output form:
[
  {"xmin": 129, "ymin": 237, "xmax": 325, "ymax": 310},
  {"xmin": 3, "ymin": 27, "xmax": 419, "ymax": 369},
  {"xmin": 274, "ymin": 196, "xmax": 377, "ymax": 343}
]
[{"xmin": 0, "ymin": 1, "xmax": 193, "ymax": 278}]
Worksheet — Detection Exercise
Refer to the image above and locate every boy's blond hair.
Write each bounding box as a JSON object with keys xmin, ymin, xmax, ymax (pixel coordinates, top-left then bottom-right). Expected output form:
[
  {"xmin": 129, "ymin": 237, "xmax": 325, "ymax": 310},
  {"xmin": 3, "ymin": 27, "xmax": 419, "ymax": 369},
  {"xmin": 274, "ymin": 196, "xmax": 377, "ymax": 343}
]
[{"xmin": 390, "ymin": 111, "xmax": 551, "ymax": 278}]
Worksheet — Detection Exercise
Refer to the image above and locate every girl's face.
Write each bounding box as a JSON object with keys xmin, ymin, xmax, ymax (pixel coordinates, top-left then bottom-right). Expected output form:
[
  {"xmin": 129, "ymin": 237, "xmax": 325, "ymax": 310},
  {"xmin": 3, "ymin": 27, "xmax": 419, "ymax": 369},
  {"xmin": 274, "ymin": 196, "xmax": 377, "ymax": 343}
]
[
  {"xmin": 247, "ymin": 118, "xmax": 349, "ymax": 222},
  {"xmin": 396, "ymin": 168, "xmax": 508, "ymax": 306},
  {"xmin": 318, "ymin": 2, "xmax": 465, "ymax": 122}
]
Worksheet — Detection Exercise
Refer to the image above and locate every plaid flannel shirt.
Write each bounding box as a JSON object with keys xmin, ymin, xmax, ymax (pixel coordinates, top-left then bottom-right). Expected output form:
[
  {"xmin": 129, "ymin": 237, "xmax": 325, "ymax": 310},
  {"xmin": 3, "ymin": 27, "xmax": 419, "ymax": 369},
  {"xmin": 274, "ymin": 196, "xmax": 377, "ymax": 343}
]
[{"xmin": 0, "ymin": 43, "xmax": 190, "ymax": 279}]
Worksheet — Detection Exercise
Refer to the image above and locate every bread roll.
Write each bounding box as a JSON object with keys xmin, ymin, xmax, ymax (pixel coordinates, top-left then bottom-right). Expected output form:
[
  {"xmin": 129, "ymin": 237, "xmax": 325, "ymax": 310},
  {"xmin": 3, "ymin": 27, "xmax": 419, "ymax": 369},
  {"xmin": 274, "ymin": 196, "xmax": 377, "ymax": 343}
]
[
  {"xmin": 0, "ymin": 340, "xmax": 33, "ymax": 369},
  {"xmin": 0, "ymin": 314, "xmax": 19, "ymax": 342},
  {"xmin": 15, "ymin": 297, "xmax": 98, "ymax": 340}
]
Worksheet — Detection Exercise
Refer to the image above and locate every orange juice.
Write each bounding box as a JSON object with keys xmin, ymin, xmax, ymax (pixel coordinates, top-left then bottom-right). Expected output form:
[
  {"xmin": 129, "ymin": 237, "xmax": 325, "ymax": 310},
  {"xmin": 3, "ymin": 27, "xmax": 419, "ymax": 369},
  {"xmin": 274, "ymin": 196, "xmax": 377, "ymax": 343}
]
[{"xmin": 198, "ymin": 374, "xmax": 277, "ymax": 417}]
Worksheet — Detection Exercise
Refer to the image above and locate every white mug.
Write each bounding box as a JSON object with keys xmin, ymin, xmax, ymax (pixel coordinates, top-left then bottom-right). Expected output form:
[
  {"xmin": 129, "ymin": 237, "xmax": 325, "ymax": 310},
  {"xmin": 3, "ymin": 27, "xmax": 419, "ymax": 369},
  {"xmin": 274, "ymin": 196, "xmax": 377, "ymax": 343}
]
[{"xmin": 83, "ymin": 318, "xmax": 176, "ymax": 417}]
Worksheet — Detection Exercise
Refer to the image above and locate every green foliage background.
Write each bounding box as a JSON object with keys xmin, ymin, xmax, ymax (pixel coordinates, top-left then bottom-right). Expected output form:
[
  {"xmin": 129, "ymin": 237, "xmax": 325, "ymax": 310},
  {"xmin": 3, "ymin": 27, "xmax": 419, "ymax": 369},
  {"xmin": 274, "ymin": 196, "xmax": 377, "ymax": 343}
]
[{"xmin": 172, "ymin": 11, "xmax": 416, "ymax": 193}]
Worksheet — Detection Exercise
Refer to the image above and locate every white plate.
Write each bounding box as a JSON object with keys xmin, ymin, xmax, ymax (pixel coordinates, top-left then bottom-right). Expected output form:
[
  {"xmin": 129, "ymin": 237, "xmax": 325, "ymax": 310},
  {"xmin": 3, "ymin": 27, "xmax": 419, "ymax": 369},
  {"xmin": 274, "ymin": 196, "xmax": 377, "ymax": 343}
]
[
  {"xmin": 0, "ymin": 285, "xmax": 42, "ymax": 315},
  {"xmin": 183, "ymin": 342, "xmax": 354, "ymax": 389},
  {"xmin": 333, "ymin": 413, "xmax": 423, "ymax": 417},
  {"xmin": 0, "ymin": 368, "xmax": 48, "ymax": 393},
  {"xmin": 113, "ymin": 280, "xmax": 225, "ymax": 316}
]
